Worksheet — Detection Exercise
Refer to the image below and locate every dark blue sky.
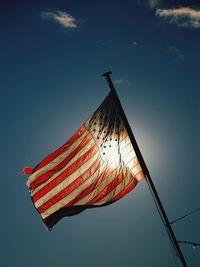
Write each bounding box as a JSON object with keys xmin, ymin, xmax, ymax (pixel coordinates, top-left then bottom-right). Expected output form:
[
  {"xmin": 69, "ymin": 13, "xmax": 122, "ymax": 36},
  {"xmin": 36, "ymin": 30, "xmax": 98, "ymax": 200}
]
[{"xmin": 1, "ymin": 1, "xmax": 200, "ymax": 266}]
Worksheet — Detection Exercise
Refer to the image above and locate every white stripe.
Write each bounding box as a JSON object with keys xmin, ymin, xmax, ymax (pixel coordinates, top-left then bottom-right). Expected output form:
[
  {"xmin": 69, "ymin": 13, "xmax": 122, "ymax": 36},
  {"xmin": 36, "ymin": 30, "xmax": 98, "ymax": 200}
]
[
  {"xmin": 123, "ymin": 150, "xmax": 136, "ymax": 165},
  {"xmin": 130, "ymin": 164, "xmax": 142, "ymax": 176}
]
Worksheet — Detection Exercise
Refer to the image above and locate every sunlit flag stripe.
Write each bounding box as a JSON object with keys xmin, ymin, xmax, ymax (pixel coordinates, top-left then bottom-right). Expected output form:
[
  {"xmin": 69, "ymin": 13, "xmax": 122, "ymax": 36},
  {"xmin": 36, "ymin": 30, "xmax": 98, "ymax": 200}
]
[
  {"xmin": 32, "ymin": 143, "xmax": 98, "ymax": 203},
  {"xmin": 64, "ymin": 167, "xmax": 114, "ymax": 207},
  {"xmin": 27, "ymin": 130, "xmax": 88, "ymax": 189},
  {"xmin": 31, "ymin": 132, "xmax": 94, "ymax": 196},
  {"xmin": 34, "ymin": 135, "xmax": 135, "ymax": 207},
  {"xmin": 29, "ymin": 131, "xmax": 91, "ymax": 190},
  {"xmin": 73, "ymin": 169, "xmax": 120, "ymax": 206},
  {"xmin": 32, "ymin": 125, "xmax": 86, "ymax": 173},
  {"xmin": 35, "ymin": 156, "xmax": 101, "ymax": 209},
  {"xmin": 111, "ymin": 179, "xmax": 138, "ymax": 202},
  {"xmin": 33, "ymin": 145, "xmax": 99, "ymax": 203},
  {"xmin": 88, "ymin": 172, "xmax": 126, "ymax": 205},
  {"xmin": 93, "ymin": 167, "xmax": 143, "ymax": 206},
  {"xmin": 37, "ymin": 161, "xmax": 101, "ymax": 215}
]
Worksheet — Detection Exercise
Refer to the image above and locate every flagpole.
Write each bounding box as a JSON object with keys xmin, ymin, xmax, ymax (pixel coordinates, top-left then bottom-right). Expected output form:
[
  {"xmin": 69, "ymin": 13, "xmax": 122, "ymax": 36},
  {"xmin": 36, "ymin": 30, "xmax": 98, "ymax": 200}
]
[{"xmin": 102, "ymin": 71, "xmax": 188, "ymax": 267}]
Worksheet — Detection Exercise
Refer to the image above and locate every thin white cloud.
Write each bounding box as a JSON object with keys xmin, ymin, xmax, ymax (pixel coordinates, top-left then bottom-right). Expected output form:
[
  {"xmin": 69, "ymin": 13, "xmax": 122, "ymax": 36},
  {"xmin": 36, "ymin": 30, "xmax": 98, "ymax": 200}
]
[
  {"xmin": 137, "ymin": 0, "xmax": 161, "ymax": 9},
  {"xmin": 147, "ymin": 0, "xmax": 161, "ymax": 9},
  {"xmin": 114, "ymin": 79, "xmax": 132, "ymax": 86},
  {"xmin": 133, "ymin": 41, "xmax": 138, "ymax": 46},
  {"xmin": 156, "ymin": 7, "xmax": 200, "ymax": 28},
  {"xmin": 92, "ymin": 40, "xmax": 113, "ymax": 46},
  {"xmin": 167, "ymin": 46, "xmax": 184, "ymax": 61},
  {"xmin": 41, "ymin": 10, "xmax": 77, "ymax": 29}
]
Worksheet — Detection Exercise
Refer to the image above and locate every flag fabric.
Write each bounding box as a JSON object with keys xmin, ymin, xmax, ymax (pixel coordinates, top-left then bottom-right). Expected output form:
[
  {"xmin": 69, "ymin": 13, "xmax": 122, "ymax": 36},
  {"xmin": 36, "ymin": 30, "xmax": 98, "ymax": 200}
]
[{"xmin": 24, "ymin": 91, "xmax": 144, "ymax": 229}]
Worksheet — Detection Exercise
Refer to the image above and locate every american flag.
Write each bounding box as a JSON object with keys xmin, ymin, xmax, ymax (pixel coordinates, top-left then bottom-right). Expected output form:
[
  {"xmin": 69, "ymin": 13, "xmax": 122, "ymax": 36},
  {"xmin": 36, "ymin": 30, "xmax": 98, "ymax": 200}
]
[{"xmin": 24, "ymin": 91, "xmax": 144, "ymax": 229}]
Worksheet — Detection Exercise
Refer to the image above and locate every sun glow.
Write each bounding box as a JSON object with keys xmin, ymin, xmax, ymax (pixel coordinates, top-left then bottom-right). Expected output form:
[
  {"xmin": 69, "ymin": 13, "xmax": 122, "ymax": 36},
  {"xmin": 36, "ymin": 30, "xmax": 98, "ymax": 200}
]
[{"xmin": 100, "ymin": 138, "xmax": 136, "ymax": 171}]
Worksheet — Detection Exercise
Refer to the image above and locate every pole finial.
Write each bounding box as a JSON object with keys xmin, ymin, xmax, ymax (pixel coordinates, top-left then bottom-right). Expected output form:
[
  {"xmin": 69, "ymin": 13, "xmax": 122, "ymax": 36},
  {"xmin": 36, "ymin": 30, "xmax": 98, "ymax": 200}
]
[
  {"xmin": 102, "ymin": 71, "xmax": 112, "ymax": 77},
  {"xmin": 102, "ymin": 71, "xmax": 115, "ymax": 92}
]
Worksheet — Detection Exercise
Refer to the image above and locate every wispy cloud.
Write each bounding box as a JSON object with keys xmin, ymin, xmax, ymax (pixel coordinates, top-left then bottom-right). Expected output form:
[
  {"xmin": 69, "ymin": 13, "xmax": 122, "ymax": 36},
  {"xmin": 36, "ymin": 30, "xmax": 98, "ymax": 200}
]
[
  {"xmin": 114, "ymin": 79, "xmax": 132, "ymax": 86},
  {"xmin": 41, "ymin": 10, "xmax": 77, "ymax": 29},
  {"xmin": 147, "ymin": 0, "xmax": 161, "ymax": 9},
  {"xmin": 133, "ymin": 41, "xmax": 138, "ymax": 47},
  {"xmin": 167, "ymin": 46, "xmax": 184, "ymax": 61},
  {"xmin": 137, "ymin": 0, "xmax": 161, "ymax": 9},
  {"xmin": 92, "ymin": 40, "xmax": 113, "ymax": 46},
  {"xmin": 156, "ymin": 7, "xmax": 200, "ymax": 28}
]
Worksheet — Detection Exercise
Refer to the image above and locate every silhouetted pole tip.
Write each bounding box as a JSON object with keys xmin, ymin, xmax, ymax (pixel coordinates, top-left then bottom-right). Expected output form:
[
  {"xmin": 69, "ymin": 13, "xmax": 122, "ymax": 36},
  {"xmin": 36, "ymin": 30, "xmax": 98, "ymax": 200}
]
[
  {"xmin": 102, "ymin": 71, "xmax": 112, "ymax": 77},
  {"xmin": 102, "ymin": 71, "xmax": 115, "ymax": 92}
]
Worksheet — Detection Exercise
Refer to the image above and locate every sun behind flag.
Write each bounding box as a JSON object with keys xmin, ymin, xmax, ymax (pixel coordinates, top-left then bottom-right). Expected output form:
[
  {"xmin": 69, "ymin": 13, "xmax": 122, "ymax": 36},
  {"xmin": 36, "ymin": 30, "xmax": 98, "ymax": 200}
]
[{"xmin": 24, "ymin": 89, "xmax": 144, "ymax": 230}]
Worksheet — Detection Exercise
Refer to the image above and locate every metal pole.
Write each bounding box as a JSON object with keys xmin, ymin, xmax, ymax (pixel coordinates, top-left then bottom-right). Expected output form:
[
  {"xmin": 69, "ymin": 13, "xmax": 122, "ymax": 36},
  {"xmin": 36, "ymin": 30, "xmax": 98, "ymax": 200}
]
[{"xmin": 102, "ymin": 71, "xmax": 188, "ymax": 267}]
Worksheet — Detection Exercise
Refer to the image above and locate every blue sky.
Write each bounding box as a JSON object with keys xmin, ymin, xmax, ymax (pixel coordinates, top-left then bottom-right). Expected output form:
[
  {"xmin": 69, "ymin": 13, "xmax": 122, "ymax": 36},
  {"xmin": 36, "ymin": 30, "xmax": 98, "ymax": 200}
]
[{"xmin": 1, "ymin": 0, "xmax": 200, "ymax": 266}]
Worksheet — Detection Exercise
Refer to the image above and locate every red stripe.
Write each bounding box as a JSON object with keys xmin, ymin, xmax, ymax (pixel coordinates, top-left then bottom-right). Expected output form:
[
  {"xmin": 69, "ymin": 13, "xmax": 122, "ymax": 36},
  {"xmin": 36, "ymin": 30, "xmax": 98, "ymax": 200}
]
[
  {"xmin": 111, "ymin": 179, "xmax": 138, "ymax": 202},
  {"xmin": 33, "ymin": 125, "xmax": 86, "ymax": 173},
  {"xmin": 135, "ymin": 170, "xmax": 145, "ymax": 181},
  {"xmin": 32, "ymin": 145, "xmax": 98, "ymax": 203},
  {"xmin": 30, "ymin": 132, "xmax": 92, "ymax": 190},
  {"xmin": 37, "ymin": 160, "xmax": 101, "ymax": 213},
  {"xmin": 65, "ymin": 166, "xmax": 114, "ymax": 207},
  {"xmin": 88, "ymin": 172, "xmax": 125, "ymax": 205}
]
